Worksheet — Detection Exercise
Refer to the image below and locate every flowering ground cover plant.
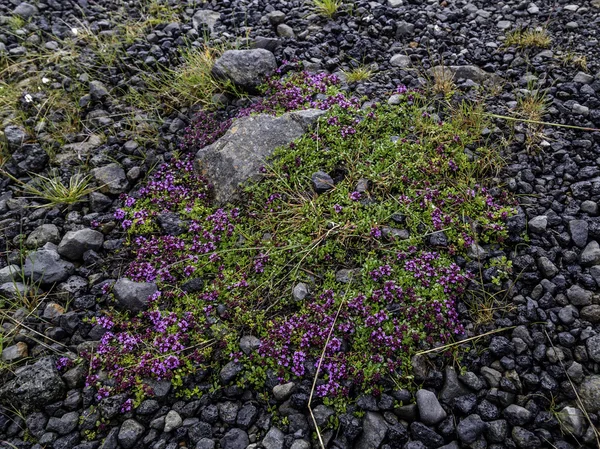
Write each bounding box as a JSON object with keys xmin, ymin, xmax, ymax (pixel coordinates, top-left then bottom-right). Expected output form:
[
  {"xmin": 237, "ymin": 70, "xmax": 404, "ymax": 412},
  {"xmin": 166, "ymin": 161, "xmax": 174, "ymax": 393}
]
[{"xmin": 86, "ymin": 68, "xmax": 515, "ymax": 411}]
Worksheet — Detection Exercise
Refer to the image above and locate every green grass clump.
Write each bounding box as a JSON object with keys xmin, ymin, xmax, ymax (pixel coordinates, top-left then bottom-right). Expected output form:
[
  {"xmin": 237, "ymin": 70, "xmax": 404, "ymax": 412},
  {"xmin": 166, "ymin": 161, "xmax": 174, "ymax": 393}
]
[
  {"xmin": 505, "ymin": 27, "xmax": 551, "ymax": 49},
  {"xmin": 3, "ymin": 170, "xmax": 97, "ymax": 208},
  {"xmin": 313, "ymin": 0, "xmax": 343, "ymax": 18},
  {"xmin": 342, "ymin": 65, "xmax": 374, "ymax": 83}
]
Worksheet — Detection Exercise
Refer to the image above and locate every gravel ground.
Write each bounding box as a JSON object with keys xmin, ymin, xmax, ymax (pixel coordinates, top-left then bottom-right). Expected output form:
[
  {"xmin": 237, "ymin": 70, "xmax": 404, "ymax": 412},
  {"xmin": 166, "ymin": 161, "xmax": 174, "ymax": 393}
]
[{"xmin": 1, "ymin": 0, "xmax": 600, "ymax": 448}]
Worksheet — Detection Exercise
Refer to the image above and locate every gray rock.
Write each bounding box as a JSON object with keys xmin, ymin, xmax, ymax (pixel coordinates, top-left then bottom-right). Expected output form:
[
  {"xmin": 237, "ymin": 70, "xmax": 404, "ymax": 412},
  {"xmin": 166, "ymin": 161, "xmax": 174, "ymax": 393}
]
[
  {"xmin": 586, "ymin": 334, "xmax": 600, "ymax": 362},
  {"xmin": 276, "ymin": 24, "xmax": 295, "ymax": 38},
  {"xmin": 572, "ymin": 103, "xmax": 589, "ymax": 116},
  {"xmin": 220, "ymin": 361, "xmax": 243, "ymax": 383},
  {"xmin": 22, "ymin": 249, "xmax": 75, "ymax": 285},
  {"xmin": 569, "ymin": 219, "xmax": 588, "ymax": 248},
  {"xmin": 485, "ymin": 419, "xmax": 507, "ymax": 443},
  {"xmin": 537, "ymin": 256, "xmax": 558, "ymax": 278},
  {"xmin": 312, "ymin": 404, "xmax": 334, "ymax": 427},
  {"xmin": 157, "ymin": 212, "xmax": 186, "ymax": 235},
  {"xmin": 0, "ymin": 282, "xmax": 30, "ymax": 299},
  {"xmin": 416, "ymin": 389, "xmax": 447, "ymax": 425},
  {"xmin": 273, "ymin": 382, "xmax": 295, "ymax": 401},
  {"xmin": 267, "ymin": 11, "xmax": 286, "ymax": 25},
  {"xmin": 497, "ymin": 20, "xmax": 512, "ymax": 29},
  {"xmin": 579, "ymin": 375, "xmax": 600, "ymax": 412},
  {"xmin": 573, "ymin": 72, "xmax": 595, "ymax": 84},
  {"xmin": 262, "ymin": 427, "xmax": 285, "ymax": 449},
  {"xmin": 581, "ymin": 200, "xmax": 599, "ymax": 216},
  {"xmin": 47, "ymin": 411, "xmax": 79, "ymax": 435},
  {"xmin": 456, "ymin": 414, "xmax": 486, "ymax": 444},
  {"xmin": 240, "ymin": 335, "xmax": 261, "ymax": 354},
  {"xmin": 164, "ymin": 410, "xmax": 182, "ymax": 433},
  {"xmin": 580, "ymin": 241, "xmax": 600, "ymax": 266},
  {"xmin": 220, "ymin": 428, "xmax": 249, "ymax": 449},
  {"xmin": 195, "ymin": 112, "xmax": 311, "ymax": 205},
  {"xmin": 292, "ymin": 282, "xmax": 309, "ymax": 301},
  {"xmin": 355, "ymin": 412, "xmax": 388, "ymax": 449},
  {"xmin": 192, "ymin": 10, "xmax": 221, "ymax": 34},
  {"xmin": 13, "ymin": 2, "xmax": 38, "ymax": 18},
  {"xmin": 58, "ymin": 228, "xmax": 104, "ymax": 260},
  {"xmin": 467, "ymin": 242, "xmax": 488, "ymax": 259},
  {"xmin": 440, "ymin": 367, "xmax": 470, "ymax": 403},
  {"xmin": 511, "ymin": 426, "xmax": 540, "ymax": 448},
  {"xmin": 557, "ymin": 406, "xmax": 586, "ymax": 437},
  {"xmin": 118, "ymin": 419, "xmax": 145, "ymax": 449},
  {"xmin": 480, "ymin": 367, "xmax": 501, "ymax": 387},
  {"xmin": 312, "ymin": 171, "xmax": 334, "ymax": 193},
  {"xmin": 410, "ymin": 422, "xmax": 444, "ymax": 447},
  {"xmin": 92, "ymin": 163, "xmax": 129, "ymax": 195},
  {"xmin": 89, "ymin": 80, "xmax": 109, "ymax": 101},
  {"xmin": 566, "ymin": 284, "xmax": 592, "ymax": 306},
  {"xmin": 10, "ymin": 143, "xmax": 48, "ymax": 174},
  {"xmin": 528, "ymin": 215, "xmax": 547, "ymax": 233},
  {"xmin": 212, "ymin": 49, "xmax": 277, "ymax": 91},
  {"xmin": 4, "ymin": 125, "xmax": 27, "ymax": 150},
  {"xmin": 196, "ymin": 438, "xmax": 215, "ymax": 449},
  {"xmin": 290, "ymin": 440, "xmax": 310, "ymax": 449},
  {"xmin": 0, "ymin": 342, "xmax": 28, "ymax": 362},
  {"xmin": 390, "ymin": 54, "xmax": 411, "ymax": 68},
  {"xmin": 581, "ymin": 305, "xmax": 600, "ymax": 323},
  {"xmin": 503, "ymin": 404, "xmax": 531, "ymax": 426},
  {"xmin": 26, "ymin": 224, "xmax": 60, "ymax": 248},
  {"xmin": 0, "ymin": 357, "xmax": 65, "ymax": 413},
  {"xmin": 0, "ymin": 264, "xmax": 20, "ymax": 284},
  {"xmin": 566, "ymin": 361, "xmax": 584, "ymax": 383},
  {"xmin": 113, "ymin": 278, "xmax": 158, "ymax": 312}
]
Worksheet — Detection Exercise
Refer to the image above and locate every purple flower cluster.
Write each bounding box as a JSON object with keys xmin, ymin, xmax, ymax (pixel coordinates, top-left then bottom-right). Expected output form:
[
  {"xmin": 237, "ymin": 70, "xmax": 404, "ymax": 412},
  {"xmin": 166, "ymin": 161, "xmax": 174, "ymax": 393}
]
[{"xmin": 259, "ymin": 250, "xmax": 471, "ymax": 397}]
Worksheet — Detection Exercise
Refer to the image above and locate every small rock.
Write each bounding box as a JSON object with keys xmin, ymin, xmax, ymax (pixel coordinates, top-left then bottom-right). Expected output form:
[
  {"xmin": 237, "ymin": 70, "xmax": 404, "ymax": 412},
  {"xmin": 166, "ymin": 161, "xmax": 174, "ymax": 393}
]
[
  {"xmin": 528, "ymin": 215, "xmax": 547, "ymax": 233},
  {"xmin": 355, "ymin": 412, "xmax": 388, "ymax": 449},
  {"xmin": 579, "ymin": 375, "xmax": 600, "ymax": 412},
  {"xmin": 276, "ymin": 24, "xmax": 295, "ymax": 38},
  {"xmin": 580, "ymin": 241, "xmax": 600, "ymax": 266},
  {"xmin": 311, "ymin": 171, "xmax": 334, "ymax": 193},
  {"xmin": 89, "ymin": 80, "xmax": 109, "ymax": 101},
  {"xmin": 416, "ymin": 389, "xmax": 447, "ymax": 425},
  {"xmin": 220, "ymin": 428, "xmax": 249, "ymax": 449},
  {"xmin": 262, "ymin": 427, "xmax": 284, "ymax": 449},
  {"xmin": 164, "ymin": 410, "xmax": 182, "ymax": 433},
  {"xmin": 118, "ymin": 419, "xmax": 145, "ymax": 449},
  {"xmin": 586, "ymin": 334, "xmax": 600, "ymax": 362},
  {"xmin": 456, "ymin": 414, "xmax": 486, "ymax": 444},
  {"xmin": 220, "ymin": 361, "xmax": 243, "ymax": 384},
  {"xmin": 266, "ymin": 11, "xmax": 286, "ymax": 25},
  {"xmin": 240, "ymin": 335, "xmax": 261, "ymax": 355},
  {"xmin": 22, "ymin": 249, "xmax": 75, "ymax": 285},
  {"xmin": 292, "ymin": 282, "xmax": 309, "ymax": 301},
  {"xmin": 113, "ymin": 278, "xmax": 158, "ymax": 312},
  {"xmin": 581, "ymin": 305, "xmax": 600, "ymax": 323},
  {"xmin": 503, "ymin": 404, "xmax": 531, "ymax": 426},
  {"xmin": 26, "ymin": 224, "xmax": 60, "ymax": 248},
  {"xmin": 92, "ymin": 163, "xmax": 129, "ymax": 195},
  {"xmin": 511, "ymin": 426, "xmax": 540, "ymax": 448},
  {"xmin": 212, "ymin": 49, "xmax": 277, "ymax": 91},
  {"xmin": 569, "ymin": 219, "xmax": 588, "ymax": 248},
  {"xmin": 566, "ymin": 285, "xmax": 592, "ymax": 306},
  {"xmin": 13, "ymin": 2, "xmax": 38, "ymax": 18},
  {"xmin": 390, "ymin": 54, "xmax": 411, "ymax": 68},
  {"xmin": 0, "ymin": 342, "xmax": 28, "ymax": 362},
  {"xmin": 557, "ymin": 406, "xmax": 586, "ymax": 437},
  {"xmin": 273, "ymin": 383, "xmax": 295, "ymax": 401},
  {"xmin": 192, "ymin": 10, "xmax": 221, "ymax": 34},
  {"xmin": 573, "ymin": 72, "xmax": 594, "ymax": 84},
  {"xmin": 58, "ymin": 228, "xmax": 104, "ymax": 260}
]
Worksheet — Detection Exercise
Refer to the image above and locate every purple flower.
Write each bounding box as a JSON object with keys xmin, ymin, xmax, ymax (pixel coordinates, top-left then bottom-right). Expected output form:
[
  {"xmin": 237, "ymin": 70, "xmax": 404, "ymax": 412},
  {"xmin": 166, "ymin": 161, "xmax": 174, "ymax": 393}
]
[
  {"xmin": 349, "ymin": 191, "xmax": 361, "ymax": 201},
  {"xmin": 334, "ymin": 204, "xmax": 343, "ymax": 213}
]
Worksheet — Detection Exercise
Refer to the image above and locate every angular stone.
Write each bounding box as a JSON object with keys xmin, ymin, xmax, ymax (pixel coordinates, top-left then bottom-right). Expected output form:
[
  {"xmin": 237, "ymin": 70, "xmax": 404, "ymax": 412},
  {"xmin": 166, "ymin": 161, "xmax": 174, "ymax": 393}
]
[
  {"xmin": 262, "ymin": 427, "xmax": 285, "ymax": 449},
  {"xmin": 311, "ymin": 171, "xmax": 334, "ymax": 193},
  {"xmin": 0, "ymin": 357, "xmax": 65, "ymax": 413},
  {"xmin": 212, "ymin": 49, "xmax": 277, "ymax": 91},
  {"xmin": 580, "ymin": 241, "xmax": 600, "ymax": 266},
  {"xmin": 0, "ymin": 342, "xmax": 28, "ymax": 362},
  {"xmin": 292, "ymin": 282, "xmax": 309, "ymax": 301},
  {"xmin": 113, "ymin": 278, "xmax": 157, "ymax": 312},
  {"xmin": 569, "ymin": 219, "xmax": 588, "ymax": 248},
  {"xmin": 355, "ymin": 412, "xmax": 388, "ymax": 449},
  {"xmin": 456, "ymin": 414, "xmax": 486, "ymax": 444},
  {"xmin": 195, "ymin": 112, "xmax": 314, "ymax": 205},
  {"xmin": 579, "ymin": 375, "xmax": 600, "ymax": 412},
  {"xmin": 586, "ymin": 335, "xmax": 600, "ymax": 362},
  {"xmin": 240, "ymin": 335, "xmax": 261, "ymax": 355},
  {"xmin": 92, "ymin": 163, "xmax": 129, "ymax": 195},
  {"xmin": 528, "ymin": 215, "xmax": 547, "ymax": 233},
  {"xmin": 118, "ymin": 419, "xmax": 145, "ymax": 449},
  {"xmin": 416, "ymin": 389, "xmax": 447, "ymax": 425},
  {"xmin": 220, "ymin": 428, "xmax": 249, "ymax": 449},
  {"xmin": 557, "ymin": 406, "xmax": 586, "ymax": 437},
  {"xmin": 58, "ymin": 228, "xmax": 104, "ymax": 260},
  {"xmin": 192, "ymin": 10, "xmax": 221, "ymax": 34},
  {"xmin": 566, "ymin": 284, "xmax": 592, "ymax": 306},
  {"xmin": 164, "ymin": 410, "xmax": 182, "ymax": 433},
  {"xmin": 22, "ymin": 249, "xmax": 75, "ymax": 285},
  {"xmin": 273, "ymin": 382, "xmax": 295, "ymax": 401},
  {"xmin": 26, "ymin": 224, "xmax": 60, "ymax": 248}
]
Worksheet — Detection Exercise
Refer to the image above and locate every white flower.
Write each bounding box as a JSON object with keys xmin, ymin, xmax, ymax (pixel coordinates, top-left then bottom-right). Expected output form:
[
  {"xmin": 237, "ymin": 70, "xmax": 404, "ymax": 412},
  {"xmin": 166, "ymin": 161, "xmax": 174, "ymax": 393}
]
[
  {"xmin": 71, "ymin": 27, "xmax": 78, "ymax": 36},
  {"xmin": 42, "ymin": 77, "xmax": 50, "ymax": 84},
  {"xmin": 24, "ymin": 94, "xmax": 33, "ymax": 103}
]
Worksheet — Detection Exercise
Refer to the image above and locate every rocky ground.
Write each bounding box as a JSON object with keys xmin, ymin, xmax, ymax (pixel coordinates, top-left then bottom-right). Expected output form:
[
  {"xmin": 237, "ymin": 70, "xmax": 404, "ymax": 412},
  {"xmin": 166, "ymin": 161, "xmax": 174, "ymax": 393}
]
[{"xmin": 1, "ymin": 0, "xmax": 600, "ymax": 448}]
